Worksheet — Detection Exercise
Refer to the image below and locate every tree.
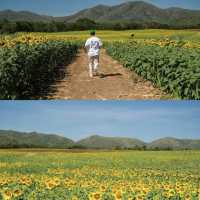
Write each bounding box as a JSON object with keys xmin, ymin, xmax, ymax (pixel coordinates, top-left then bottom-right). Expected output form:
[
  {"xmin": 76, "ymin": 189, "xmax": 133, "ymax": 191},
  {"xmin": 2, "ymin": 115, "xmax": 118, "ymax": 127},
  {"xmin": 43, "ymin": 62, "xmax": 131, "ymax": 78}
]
[
  {"xmin": 74, "ymin": 18, "xmax": 97, "ymax": 30},
  {"xmin": 16, "ymin": 21, "xmax": 34, "ymax": 32},
  {"xmin": 1, "ymin": 21, "xmax": 17, "ymax": 33}
]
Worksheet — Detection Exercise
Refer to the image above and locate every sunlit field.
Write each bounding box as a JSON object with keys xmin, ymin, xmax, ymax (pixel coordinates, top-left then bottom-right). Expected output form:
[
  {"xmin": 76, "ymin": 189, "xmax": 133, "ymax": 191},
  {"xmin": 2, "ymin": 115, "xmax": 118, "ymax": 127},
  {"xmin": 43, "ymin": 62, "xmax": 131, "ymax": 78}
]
[
  {"xmin": 32, "ymin": 29, "xmax": 200, "ymax": 42},
  {"xmin": 0, "ymin": 150, "xmax": 199, "ymax": 200},
  {"xmin": 1, "ymin": 29, "xmax": 200, "ymax": 42}
]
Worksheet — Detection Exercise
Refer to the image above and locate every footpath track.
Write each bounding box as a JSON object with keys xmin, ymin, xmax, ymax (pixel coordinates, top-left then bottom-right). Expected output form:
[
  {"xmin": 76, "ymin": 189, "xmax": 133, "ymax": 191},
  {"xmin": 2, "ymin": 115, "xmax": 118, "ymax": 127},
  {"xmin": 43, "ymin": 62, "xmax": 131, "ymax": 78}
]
[{"xmin": 46, "ymin": 49, "xmax": 166, "ymax": 100}]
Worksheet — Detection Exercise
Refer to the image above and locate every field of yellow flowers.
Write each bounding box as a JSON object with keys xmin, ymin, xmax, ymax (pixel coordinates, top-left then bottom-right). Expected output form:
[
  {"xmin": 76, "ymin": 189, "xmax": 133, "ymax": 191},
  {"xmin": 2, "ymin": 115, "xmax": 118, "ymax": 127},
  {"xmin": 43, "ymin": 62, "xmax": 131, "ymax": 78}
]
[
  {"xmin": 1, "ymin": 30, "xmax": 200, "ymax": 48},
  {"xmin": 0, "ymin": 150, "xmax": 199, "ymax": 200},
  {"xmin": 0, "ymin": 34, "xmax": 82, "ymax": 48},
  {"xmin": 18, "ymin": 29, "xmax": 200, "ymax": 42}
]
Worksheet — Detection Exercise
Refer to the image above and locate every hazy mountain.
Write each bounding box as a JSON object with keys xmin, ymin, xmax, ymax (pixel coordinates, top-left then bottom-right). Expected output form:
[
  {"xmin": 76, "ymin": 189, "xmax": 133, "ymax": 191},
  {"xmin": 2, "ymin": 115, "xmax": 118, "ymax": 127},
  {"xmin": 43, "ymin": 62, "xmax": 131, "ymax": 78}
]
[
  {"xmin": 148, "ymin": 137, "xmax": 200, "ymax": 150},
  {"xmin": 56, "ymin": 1, "xmax": 200, "ymax": 26},
  {"xmin": 0, "ymin": 10, "xmax": 53, "ymax": 22},
  {"xmin": 0, "ymin": 130, "xmax": 199, "ymax": 150},
  {"xmin": 1, "ymin": 1, "xmax": 200, "ymax": 26},
  {"xmin": 0, "ymin": 130, "xmax": 74, "ymax": 148},
  {"xmin": 56, "ymin": 5, "xmax": 111, "ymax": 22},
  {"xmin": 76, "ymin": 135, "xmax": 146, "ymax": 149}
]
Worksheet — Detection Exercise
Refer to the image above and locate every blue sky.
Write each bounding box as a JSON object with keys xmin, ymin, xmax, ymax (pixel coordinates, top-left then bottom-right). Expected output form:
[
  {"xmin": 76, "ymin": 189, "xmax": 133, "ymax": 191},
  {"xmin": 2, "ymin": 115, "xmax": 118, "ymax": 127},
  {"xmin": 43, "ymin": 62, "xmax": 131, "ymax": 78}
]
[
  {"xmin": 0, "ymin": 0, "xmax": 200, "ymax": 16},
  {"xmin": 0, "ymin": 101, "xmax": 199, "ymax": 142}
]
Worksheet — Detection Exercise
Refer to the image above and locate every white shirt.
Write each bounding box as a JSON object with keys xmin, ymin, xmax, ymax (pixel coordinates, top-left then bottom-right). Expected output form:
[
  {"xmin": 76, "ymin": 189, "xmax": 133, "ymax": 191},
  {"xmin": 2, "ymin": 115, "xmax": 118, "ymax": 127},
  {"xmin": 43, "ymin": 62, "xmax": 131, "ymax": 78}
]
[{"xmin": 85, "ymin": 36, "xmax": 103, "ymax": 57}]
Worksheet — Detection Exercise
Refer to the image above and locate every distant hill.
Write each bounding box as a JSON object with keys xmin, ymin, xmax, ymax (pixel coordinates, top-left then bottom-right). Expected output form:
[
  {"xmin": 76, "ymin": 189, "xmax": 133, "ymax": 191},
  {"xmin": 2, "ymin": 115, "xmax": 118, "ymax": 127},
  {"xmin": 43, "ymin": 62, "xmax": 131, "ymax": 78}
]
[
  {"xmin": 77, "ymin": 135, "xmax": 146, "ymax": 149},
  {"xmin": 0, "ymin": 10, "xmax": 53, "ymax": 22},
  {"xmin": 57, "ymin": 1, "xmax": 200, "ymax": 26},
  {"xmin": 0, "ymin": 130, "xmax": 199, "ymax": 150},
  {"xmin": 0, "ymin": 130, "xmax": 74, "ymax": 148},
  {"xmin": 1, "ymin": 1, "xmax": 200, "ymax": 26},
  {"xmin": 148, "ymin": 137, "xmax": 200, "ymax": 150}
]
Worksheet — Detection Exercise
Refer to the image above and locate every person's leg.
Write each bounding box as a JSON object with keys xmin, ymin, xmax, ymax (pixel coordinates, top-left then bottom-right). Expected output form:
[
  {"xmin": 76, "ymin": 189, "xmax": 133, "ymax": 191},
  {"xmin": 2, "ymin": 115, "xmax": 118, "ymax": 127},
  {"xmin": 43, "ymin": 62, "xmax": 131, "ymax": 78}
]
[
  {"xmin": 88, "ymin": 56, "xmax": 93, "ymax": 77},
  {"xmin": 93, "ymin": 55, "xmax": 100, "ymax": 75},
  {"xmin": 88, "ymin": 56, "xmax": 94, "ymax": 78}
]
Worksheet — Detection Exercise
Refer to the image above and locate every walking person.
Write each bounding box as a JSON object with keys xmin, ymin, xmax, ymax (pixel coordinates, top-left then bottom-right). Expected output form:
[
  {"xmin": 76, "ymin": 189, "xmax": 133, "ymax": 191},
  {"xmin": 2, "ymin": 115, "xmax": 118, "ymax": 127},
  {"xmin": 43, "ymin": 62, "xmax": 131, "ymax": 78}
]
[{"xmin": 85, "ymin": 30, "xmax": 103, "ymax": 78}]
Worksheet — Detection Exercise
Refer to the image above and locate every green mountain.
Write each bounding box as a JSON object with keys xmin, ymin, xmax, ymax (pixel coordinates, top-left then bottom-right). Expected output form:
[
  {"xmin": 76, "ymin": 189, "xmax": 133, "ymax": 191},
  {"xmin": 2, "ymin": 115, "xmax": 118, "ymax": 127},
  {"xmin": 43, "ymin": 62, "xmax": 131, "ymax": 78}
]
[
  {"xmin": 0, "ymin": 130, "xmax": 74, "ymax": 148},
  {"xmin": 148, "ymin": 137, "xmax": 200, "ymax": 150},
  {"xmin": 57, "ymin": 1, "xmax": 200, "ymax": 26},
  {"xmin": 1, "ymin": 1, "xmax": 200, "ymax": 26},
  {"xmin": 0, "ymin": 10, "xmax": 53, "ymax": 22},
  {"xmin": 0, "ymin": 130, "xmax": 199, "ymax": 150},
  {"xmin": 76, "ymin": 135, "xmax": 146, "ymax": 149}
]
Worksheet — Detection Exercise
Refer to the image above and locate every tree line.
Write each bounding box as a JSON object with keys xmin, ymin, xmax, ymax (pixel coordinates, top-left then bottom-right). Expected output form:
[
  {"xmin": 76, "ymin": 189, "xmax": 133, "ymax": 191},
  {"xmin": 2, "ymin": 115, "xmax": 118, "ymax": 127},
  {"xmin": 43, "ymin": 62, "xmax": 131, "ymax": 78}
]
[{"xmin": 1, "ymin": 18, "xmax": 200, "ymax": 33}]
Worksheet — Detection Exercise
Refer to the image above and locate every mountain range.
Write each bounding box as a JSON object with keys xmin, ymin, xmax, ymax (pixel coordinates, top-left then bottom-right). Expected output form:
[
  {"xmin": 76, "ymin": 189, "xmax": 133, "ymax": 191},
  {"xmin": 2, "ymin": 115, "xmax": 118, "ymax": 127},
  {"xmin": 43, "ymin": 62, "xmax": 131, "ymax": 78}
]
[
  {"xmin": 0, "ymin": 130, "xmax": 199, "ymax": 150},
  {"xmin": 0, "ymin": 130, "xmax": 74, "ymax": 148},
  {"xmin": 0, "ymin": 10, "xmax": 53, "ymax": 22},
  {"xmin": 1, "ymin": 1, "xmax": 200, "ymax": 26}
]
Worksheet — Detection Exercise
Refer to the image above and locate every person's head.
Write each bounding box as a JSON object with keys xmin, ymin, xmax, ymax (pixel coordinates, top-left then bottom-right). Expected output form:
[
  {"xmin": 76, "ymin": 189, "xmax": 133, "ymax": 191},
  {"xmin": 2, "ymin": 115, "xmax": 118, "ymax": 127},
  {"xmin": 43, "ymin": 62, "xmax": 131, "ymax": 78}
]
[{"xmin": 90, "ymin": 30, "xmax": 96, "ymax": 36}]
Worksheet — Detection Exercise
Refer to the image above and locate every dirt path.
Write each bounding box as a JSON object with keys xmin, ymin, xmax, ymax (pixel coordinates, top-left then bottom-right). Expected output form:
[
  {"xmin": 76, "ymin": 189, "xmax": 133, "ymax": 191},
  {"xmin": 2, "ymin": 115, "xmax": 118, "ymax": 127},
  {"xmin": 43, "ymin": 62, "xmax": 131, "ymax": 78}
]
[{"xmin": 46, "ymin": 49, "xmax": 166, "ymax": 100}]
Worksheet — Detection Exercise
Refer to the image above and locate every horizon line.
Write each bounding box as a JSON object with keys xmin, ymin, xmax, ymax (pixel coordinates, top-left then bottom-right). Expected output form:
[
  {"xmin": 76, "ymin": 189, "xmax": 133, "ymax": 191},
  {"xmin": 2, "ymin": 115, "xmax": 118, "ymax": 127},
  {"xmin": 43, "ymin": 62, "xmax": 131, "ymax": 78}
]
[{"xmin": 1, "ymin": 129, "xmax": 199, "ymax": 143}]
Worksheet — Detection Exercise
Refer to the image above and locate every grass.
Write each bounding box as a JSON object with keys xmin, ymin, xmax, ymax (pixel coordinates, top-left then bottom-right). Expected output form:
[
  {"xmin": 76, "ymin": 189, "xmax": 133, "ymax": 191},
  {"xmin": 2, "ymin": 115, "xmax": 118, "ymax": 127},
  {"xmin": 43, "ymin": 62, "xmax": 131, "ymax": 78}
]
[{"xmin": 0, "ymin": 150, "xmax": 199, "ymax": 199}]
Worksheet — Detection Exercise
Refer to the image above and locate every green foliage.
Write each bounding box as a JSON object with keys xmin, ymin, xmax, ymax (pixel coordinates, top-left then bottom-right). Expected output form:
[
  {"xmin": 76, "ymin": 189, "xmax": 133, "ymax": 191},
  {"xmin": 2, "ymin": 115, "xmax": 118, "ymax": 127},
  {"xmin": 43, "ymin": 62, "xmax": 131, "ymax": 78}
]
[
  {"xmin": 106, "ymin": 41, "xmax": 200, "ymax": 100},
  {"xmin": 74, "ymin": 18, "xmax": 97, "ymax": 30},
  {"xmin": 0, "ymin": 130, "xmax": 74, "ymax": 148},
  {"xmin": 77, "ymin": 135, "xmax": 145, "ymax": 150},
  {"xmin": 0, "ymin": 41, "xmax": 78, "ymax": 99},
  {"xmin": 0, "ymin": 21, "xmax": 17, "ymax": 33}
]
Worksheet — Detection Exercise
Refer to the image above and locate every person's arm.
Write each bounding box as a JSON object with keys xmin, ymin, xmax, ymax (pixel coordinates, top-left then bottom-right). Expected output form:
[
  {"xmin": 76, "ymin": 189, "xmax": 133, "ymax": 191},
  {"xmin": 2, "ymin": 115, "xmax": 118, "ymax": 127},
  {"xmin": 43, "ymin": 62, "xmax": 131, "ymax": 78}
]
[
  {"xmin": 84, "ymin": 39, "xmax": 89, "ymax": 53},
  {"xmin": 99, "ymin": 39, "xmax": 103, "ymax": 49},
  {"xmin": 84, "ymin": 45, "xmax": 88, "ymax": 53}
]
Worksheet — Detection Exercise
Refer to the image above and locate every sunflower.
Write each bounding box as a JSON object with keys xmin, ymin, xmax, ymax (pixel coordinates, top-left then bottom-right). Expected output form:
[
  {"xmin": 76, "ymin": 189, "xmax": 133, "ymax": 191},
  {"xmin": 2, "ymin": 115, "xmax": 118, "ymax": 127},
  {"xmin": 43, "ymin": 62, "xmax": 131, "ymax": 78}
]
[
  {"xmin": 45, "ymin": 179, "xmax": 59, "ymax": 190},
  {"xmin": 72, "ymin": 196, "xmax": 78, "ymax": 200},
  {"xmin": 99, "ymin": 184, "xmax": 107, "ymax": 192},
  {"xmin": 13, "ymin": 189, "xmax": 23, "ymax": 197},
  {"xmin": 89, "ymin": 192, "xmax": 102, "ymax": 200},
  {"xmin": 19, "ymin": 177, "xmax": 32, "ymax": 186},
  {"xmin": 114, "ymin": 191, "xmax": 123, "ymax": 200},
  {"xmin": 2, "ymin": 190, "xmax": 13, "ymax": 200}
]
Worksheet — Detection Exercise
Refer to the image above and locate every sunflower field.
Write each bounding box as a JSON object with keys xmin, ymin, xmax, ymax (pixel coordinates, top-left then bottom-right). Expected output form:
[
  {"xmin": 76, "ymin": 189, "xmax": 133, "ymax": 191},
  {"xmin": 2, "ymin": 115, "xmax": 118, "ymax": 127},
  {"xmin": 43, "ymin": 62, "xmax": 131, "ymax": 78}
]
[
  {"xmin": 106, "ymin": 41, "xmax": 200, "ymax": 100},
  {"xmin": 0, "ymin": 35, "xmax": 79, "ymax": 99},
  {"xmin": 0, "ymin": 150, "xmax": 199, "ymax": 200},
  {"xmin": 1, "ymin": 31, "xmax": 200, "ymax": 99}
]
